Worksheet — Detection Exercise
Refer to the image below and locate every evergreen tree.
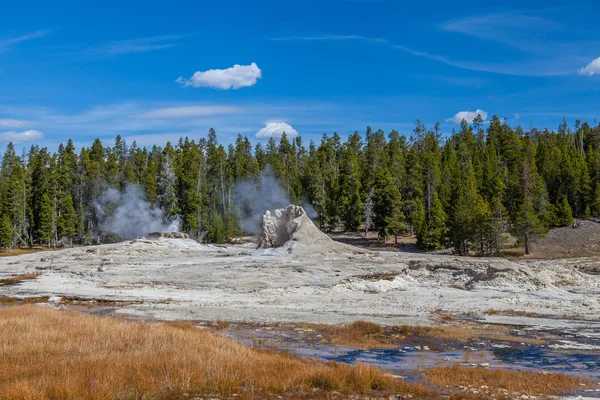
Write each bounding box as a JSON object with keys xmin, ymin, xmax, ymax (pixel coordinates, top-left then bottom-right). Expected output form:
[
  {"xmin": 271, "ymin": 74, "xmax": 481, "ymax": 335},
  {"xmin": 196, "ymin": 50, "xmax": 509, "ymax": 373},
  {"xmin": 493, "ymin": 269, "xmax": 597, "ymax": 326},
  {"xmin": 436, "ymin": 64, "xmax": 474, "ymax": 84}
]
[
  {"xmin": 157, "ymin": 149, "xmax": 179, "ymax": 225},
  {"xmin": 372, "ymin": 168, "xmax": 405, "ymax": 241},
  {"xmin": 0, "ymin": 116, "xmax": 596, "ymax": 249},
  {"xmin": 57, "ymin": 195, "xmax": 77, "ymax": 241},
  {"xmin": 339, "ymin": 137, "xmax": 363, "ymax": 231},
  {"xmin": 416, "ymin": 192, "xmax": 446, "ymax": 250},
  {"xmin": 38, "ymin": 192, "xmax": 55, "ymax": 247},
  {"xmin": 511, "ymin": 197, "xmax": 546, "ymax": 255},
  {"xmin": 554, "ymin": 195, "xmax": 574, "ymax": 226},
  {"xmin": 0, "ymin": 214, "xmax": 13, "ymax": 250}
]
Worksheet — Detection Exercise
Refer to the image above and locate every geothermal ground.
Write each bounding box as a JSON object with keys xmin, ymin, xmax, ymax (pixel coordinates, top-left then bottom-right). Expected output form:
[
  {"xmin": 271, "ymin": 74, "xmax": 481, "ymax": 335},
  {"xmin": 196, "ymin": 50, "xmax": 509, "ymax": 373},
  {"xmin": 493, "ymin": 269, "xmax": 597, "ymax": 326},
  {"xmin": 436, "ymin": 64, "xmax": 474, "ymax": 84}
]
[
  {"xmin": 2, "ymin": 235, "xmax": 599, "ymax": 327},
  {"xmin": 2, "ymin": 208, "xmax": 600, "ymax": 394}
]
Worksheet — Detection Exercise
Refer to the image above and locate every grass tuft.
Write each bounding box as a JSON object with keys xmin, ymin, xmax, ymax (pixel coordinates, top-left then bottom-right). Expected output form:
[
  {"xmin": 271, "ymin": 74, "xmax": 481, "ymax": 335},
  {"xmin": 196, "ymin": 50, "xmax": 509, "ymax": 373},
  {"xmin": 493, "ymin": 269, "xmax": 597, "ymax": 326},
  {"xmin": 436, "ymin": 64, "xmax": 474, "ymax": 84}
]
[
  {"xmin": 0, "ymin": 273, "xmax": 39, "ymax": 286},
  {"xmin": 425, "ymin": 365, "xmax": 591, "ymax": 397}
]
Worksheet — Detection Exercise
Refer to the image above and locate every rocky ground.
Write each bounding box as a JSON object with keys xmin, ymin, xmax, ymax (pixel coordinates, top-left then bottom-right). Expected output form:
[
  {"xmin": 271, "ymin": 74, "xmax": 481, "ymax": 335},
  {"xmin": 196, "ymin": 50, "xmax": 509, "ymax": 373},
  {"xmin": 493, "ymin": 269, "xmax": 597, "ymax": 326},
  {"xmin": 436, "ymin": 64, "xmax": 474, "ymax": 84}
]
[{"xmin": 1, "ymin": 228, "xmax": 599, "ymax": 328}]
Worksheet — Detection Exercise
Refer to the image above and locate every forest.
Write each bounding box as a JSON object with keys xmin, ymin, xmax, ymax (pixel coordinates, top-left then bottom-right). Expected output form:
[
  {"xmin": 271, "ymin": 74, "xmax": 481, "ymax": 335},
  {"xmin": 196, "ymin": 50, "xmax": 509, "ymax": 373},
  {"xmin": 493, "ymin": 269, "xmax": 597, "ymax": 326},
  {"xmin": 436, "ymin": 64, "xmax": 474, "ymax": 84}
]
[{"xmin": 0, "ymin": 115, "xmax": 597, "ymax": 256}]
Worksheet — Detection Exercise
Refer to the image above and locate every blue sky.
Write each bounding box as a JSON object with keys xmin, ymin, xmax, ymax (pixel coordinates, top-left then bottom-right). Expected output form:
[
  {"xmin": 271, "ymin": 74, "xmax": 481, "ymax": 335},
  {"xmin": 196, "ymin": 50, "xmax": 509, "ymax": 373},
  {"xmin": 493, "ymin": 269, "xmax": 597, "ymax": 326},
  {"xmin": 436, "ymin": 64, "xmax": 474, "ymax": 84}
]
[{"xmin": 1, "ymin": 0, "xmax": 599, "ymax": 150}]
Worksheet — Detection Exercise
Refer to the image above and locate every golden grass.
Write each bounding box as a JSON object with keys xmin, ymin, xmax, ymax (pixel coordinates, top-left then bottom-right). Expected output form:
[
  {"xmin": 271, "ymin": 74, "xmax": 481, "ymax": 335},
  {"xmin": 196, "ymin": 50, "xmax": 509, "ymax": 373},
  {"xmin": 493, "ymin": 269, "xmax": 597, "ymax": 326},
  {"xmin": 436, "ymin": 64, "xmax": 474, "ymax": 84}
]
[
  {"xmin": 356, "ymin": 273, "xmax": 399, "ymax": 282},
  {"xmin": 425, "ymin": 365, "xmax": 592, "ymax": 397},
  {"xmin": 0, "ymin": 306, "xmax": 428, "ymax": 400},
  {"xmin": 296, "ymin": 321, "xmax": 397, "ymax": 348},
  {"xmin": 0, "ymin": 247, "xmax": 58, "ymax": 257},
  {"xmin": 554, "ymin": 279, "xmax": 578, "ymax": 287},
  {"xmin": 484, "ymin": 309, "xmax": 546, "ymax": 318},
  {"xmin": 415, "ymin": 324, "xmax": 544, "ymax": 345},
  {"xmin": 295, "ymin": 320, "xmax": 543, "ymax": 348},
  {"xmin": 0, "ymin": 273, "xmax": 39, "ymax": 286},
  {"xmin": 0, "ymin": 296, "xmax": 49, "ymax": 304},
  {"xmin": 58, "ymin": 296, "xmax": 144, "ymax": 307}
]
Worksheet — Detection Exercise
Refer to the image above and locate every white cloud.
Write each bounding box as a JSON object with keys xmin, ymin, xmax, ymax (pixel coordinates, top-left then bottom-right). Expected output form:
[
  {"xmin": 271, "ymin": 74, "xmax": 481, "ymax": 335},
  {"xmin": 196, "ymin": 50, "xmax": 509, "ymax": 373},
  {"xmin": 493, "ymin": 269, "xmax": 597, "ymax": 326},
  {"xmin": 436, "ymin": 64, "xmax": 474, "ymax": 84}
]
[
  {"xmin": 134, "ymin": 105, "xmax": 243, "ymax": 119},
  {"xmin": 0, "ymin": 118, "xmax": 30, "ymax": 129},
  {"xmin": 447, "ymin": 109, "xmax": 488, "ymax": 124},
  {"xmin": 177, "ymin": 63, "xmax": 262, "ymax": 90},
  {"xmin": 579, "ymin": 57, "xmax": 600, "ymax": 76},
  {"xmin": 256, "ymin": 121, "xmax": 298, "ymax": 139},
  {"xmin": 0, "ymin": 130, "xmax": 44, "ymax": 144}
]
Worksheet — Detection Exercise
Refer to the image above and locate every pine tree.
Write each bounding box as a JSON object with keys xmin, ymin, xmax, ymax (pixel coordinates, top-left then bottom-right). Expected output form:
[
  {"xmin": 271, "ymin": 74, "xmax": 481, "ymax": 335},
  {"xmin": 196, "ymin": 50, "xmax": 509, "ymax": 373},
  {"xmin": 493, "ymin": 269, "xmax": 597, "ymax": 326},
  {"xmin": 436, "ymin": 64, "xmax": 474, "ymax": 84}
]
[
  {"xmin": 57, "ymin": 195, "xmax": 77, "ymax": 242},
  {"xmin": 38, "ymin": 193, "xmax": 54, "ymax": 247},
  {"xmin": 363, "ymin": 187, "xmax": 374, "ymax": 237},
  {"xmin": 0, "ymin": 116, "xmax": 597, "ymax": 248},
  {"xmin": 554, "ymin": 195, "xmax": 574, "ymax": 226},
  {"xmin": 157, "ymin": 150, "xmax": 179, "ymax": 225},
  {"xmin": 339, "ymin": 137, "xmax": 363, "ymax": 231},
  {"xmin": 206, "ymin": 213, "xmax": 226, "ymax": 243},
  {"xmin": 448, "ymin": 142, "xmax": 488, "ymax": 255},
  {"xmin": 372, "ymin": 168, "xmax": 405, "ymax": 241},
  {"xmin": 0, "ymin": 213, "xmax": 13, "ymax": 250},
  {"xmin": 511, "ymin": 197, "xmax": 546, "ymax": 255},
  {"xmin": 416, "ymin": 192, "xmax": 446, "ymax": 250}
]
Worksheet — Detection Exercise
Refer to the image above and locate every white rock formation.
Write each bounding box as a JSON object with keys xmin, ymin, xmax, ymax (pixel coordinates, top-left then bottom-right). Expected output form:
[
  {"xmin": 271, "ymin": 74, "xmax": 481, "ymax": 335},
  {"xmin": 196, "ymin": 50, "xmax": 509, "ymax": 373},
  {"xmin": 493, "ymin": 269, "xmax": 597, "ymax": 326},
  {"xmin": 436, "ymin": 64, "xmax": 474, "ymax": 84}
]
[
  {"xmin": 257, "ymin": 204, "xmax": 375, "ymax": 258},
  {"xmin": 148, "ymin": 232, "xmax": 190, "ymax": 239},
  {"xmin": 258, "ymin": 205, "xmax": 323, "ymax": 248}
]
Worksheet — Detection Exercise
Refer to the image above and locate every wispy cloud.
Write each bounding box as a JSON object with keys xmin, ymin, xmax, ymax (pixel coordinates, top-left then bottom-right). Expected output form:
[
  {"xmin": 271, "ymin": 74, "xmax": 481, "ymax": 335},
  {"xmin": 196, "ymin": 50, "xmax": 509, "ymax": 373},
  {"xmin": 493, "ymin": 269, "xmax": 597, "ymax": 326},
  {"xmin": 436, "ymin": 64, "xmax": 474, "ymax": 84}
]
[
  {"xmin": 273, "ymin": 10, "xmax": 598, "ymax": 77},
  {"xmin": 439, "ymin": 11, "xmax": 599, "ymax": 76},
  {"xmin": 84, "ymin": 35, "xmax": 183, "ymax": 56},
  {"xmin": 0, "ymin": 29, "xmax": 52, "ymax": 51},
  {"xmin": 272, "ymin": 35, "xmax": 387, "ymax": 44},
  {"xmin": 0, "ymin": 102, "xmax": 258, "ymax": 145},
  {"xmin": 0, "ymin": 100, "xmax": 360, "ymax": 149},
  {"xmin": 271, "ymin": 35, "xmax": 467, "ymax": 71},
  {"xmin": 0, "ymin": 118, "xmax": 31, "ymax": 129},
  {"xmin": 440, "ymin": 13, "xmax": 561, "ymax": 51},
  {"xmin": 436, "ymin": 76, "xmax": 490, "ymax": 88},
  {"xmin": 134, "ymin": 105, "xmax": 244, "ymax": 119},
  {"xmin": 0, "ymin": 129, "xmax": 44, "ymax": 144}
]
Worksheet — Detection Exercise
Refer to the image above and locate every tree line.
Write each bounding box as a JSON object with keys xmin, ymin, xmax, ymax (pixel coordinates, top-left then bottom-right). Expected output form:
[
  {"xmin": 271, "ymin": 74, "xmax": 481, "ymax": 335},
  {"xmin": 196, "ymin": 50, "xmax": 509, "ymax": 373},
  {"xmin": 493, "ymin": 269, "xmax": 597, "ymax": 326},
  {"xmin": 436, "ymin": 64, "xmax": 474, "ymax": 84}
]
[{"xmin": 0, "ymin": 116, "xmax": 597, "ymax": 255}]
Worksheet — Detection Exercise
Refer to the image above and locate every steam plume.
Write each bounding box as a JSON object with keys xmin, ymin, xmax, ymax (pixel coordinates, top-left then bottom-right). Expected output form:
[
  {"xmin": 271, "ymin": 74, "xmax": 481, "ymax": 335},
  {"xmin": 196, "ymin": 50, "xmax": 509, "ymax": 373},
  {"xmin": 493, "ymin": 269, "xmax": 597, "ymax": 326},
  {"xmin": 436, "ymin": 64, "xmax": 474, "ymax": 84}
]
[
  {"xmin": 234, "ymin": 166, "xmax": 315, "ymax": 234},
  {"xmin": 234, "ymin": 166, "xmax": 291, "ymax": 234},
  {"xmin": 94, "ymin": 184, "xmax": 179, "ymax": 239}
]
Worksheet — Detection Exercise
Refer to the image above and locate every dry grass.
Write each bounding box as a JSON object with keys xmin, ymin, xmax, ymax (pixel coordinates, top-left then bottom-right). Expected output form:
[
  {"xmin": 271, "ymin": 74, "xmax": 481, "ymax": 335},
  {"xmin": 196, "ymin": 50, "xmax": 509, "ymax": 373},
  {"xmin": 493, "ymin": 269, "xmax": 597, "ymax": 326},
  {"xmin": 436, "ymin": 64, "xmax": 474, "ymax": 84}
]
[
  {"xmin": 0, "ymin": 296, "xmax": 49, "ymax": 304},
  {"xmin": 296, "ymin": 320, "xmax": 543, "ymax": 348},
  {"xmin": 58, "ymin": 296, "xmax": 144, "ymax": 307},
  {"xmin": 0, "ymin": 247, "xmax": 57, "ymax": 257},
  {"xmin": 204, "ymin": 320, "xmax": 233, "ymax": 330},
  {"xmin": 554, "ymin": 279, "xmax": 578, "ymax": 287},
  {"xmin": 356, "ymin": 273, "xmax": 399, "ymax": 282},
  {"xmin": 297, "ymin": 321, "xmax": 398, "ymax": 348},
  {"xmin": 0, "ymin": 273, "xmax": 39, "ymax": 286},
  {"xmin": 425, "ymin": 365, "xmax": 592, "ymax": 397},
  {"xmin": 499, "ymin": 247, "xmax": 526, "ymax": 259},
  {"xmin": 0, "ymin": 306, "xmax": 429, "ymax": 400},
  {"xmin": 484, "ymin": 309, "xmax": 546, "ymax": 318},
  {"xmin": 416, "ymin": 324, "xmax": 543, "ymax": 345}
]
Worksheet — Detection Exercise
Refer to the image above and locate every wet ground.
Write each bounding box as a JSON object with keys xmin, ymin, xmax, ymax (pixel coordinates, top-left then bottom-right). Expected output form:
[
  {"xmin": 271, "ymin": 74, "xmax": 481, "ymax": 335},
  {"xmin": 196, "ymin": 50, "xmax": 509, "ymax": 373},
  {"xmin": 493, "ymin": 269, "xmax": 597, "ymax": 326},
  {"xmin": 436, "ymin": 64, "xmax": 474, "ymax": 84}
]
[
  {"xmin": 4, "ymin": 298, "xmax": 600, "ymax": 397},
  {"xmin": 211, "ymin": 319, "xmax": 600, "ymax": 385}
]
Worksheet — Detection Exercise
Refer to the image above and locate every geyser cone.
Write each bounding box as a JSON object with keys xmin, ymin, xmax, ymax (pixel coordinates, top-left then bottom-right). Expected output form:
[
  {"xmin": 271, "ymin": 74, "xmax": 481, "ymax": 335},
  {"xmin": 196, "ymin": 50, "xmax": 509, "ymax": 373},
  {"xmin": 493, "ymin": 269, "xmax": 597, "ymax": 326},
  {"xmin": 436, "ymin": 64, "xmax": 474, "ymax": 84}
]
[
  {"xmin": 258, "ymin": 205, "xmax": 330, "ymax": 248},
  {"xmin": 257, "ymin": 204, "xmax": 371, "ymax": 257}
]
